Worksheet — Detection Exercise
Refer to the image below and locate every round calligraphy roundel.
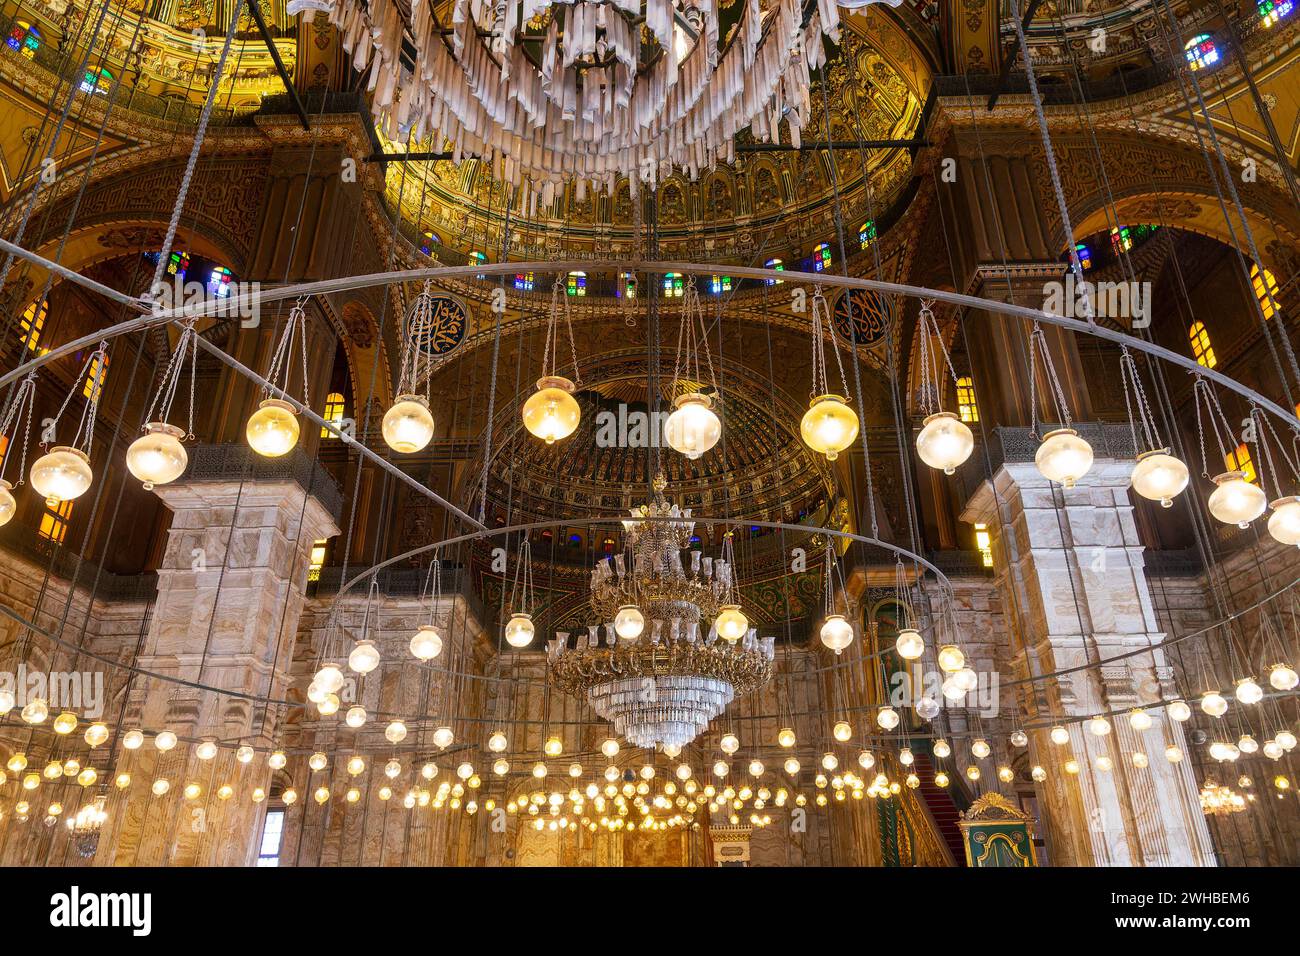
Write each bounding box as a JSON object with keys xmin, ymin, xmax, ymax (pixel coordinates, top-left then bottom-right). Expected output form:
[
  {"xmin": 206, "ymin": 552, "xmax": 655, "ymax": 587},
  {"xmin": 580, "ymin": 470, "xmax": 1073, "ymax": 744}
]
[
  {"xmin": 831, "ymin": 288, "xmax": 891, "ymax": 347},
  {"xmin": 411, "ymin": 295, "xmax": 468, "ymax": 357}
]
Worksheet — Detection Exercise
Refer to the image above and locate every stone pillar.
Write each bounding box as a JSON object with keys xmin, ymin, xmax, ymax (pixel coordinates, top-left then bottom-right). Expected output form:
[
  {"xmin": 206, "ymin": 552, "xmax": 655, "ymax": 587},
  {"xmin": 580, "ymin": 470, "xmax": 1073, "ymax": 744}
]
[
  {"xmin": 95, "ymin": 446, "xmax": 340, "ymax": 867},
  {"xmin": 961, "ymin": 434, "xmax": 1215, "ymax": 866}
]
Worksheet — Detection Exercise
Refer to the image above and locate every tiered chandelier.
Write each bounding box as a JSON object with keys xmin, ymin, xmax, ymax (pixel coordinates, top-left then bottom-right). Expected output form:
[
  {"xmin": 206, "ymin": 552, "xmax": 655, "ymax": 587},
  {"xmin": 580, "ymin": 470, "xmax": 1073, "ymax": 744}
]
[
  {"xmin": 550, "ymin": 475, "xmax": 773, "ymax": 749},
  {"xmin": 329, "ymin": 0, "xmax": 868, "ymax": 191}
]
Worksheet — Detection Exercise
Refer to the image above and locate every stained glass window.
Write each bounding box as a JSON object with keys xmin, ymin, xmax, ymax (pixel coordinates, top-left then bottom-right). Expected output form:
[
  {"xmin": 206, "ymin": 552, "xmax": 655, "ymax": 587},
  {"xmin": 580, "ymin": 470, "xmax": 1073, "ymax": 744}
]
[
  {"xmin": 1259, "ymin": 0, "xmax": 1294, "ymax": 27},
  {"xmin": 956, "ymin": 376, "xmax": 979, "ymax": 423},
  {"xmin": 663, "ymin": 273, "xmax": 684, "ymax": 297},
  {"xmin": 1251, "ymin": 263, "xmax": 1281, "ymax": 319},
  {"xmin": 566, "ymin": 272, "xmax": 586, "ymax": 296},
  {"xmin": 617, "ymin": 272, "xmax": 637, "ymax": 299},
  {"xmin": 321, "ymin": 392, "xmax": 345, "ymax": 438},
  {"xmin": 470, "ymin": 251, "xmax": 488, "ymax": 278},
  {"xmin": 811, "ymin": 243, "xmax": 832, "ymax": 272},
  {"xmin": 39, "ymin": 499, "xmax": 73, "ymax": 544},
  {"xmin": 1110, "ymin": 226, "xmax": 1133, "ymax": 254},
  {"xmin": 859, "ymin": 221, "xmax": 877, "ymax": 250},
  {"xmin": 206, "ymin": 266, "xmax": 232, "ymax": 298},
  {"xmin": 19, "ymin": 298, "xmax": 47, "ymax": 352},
  {"xmin": 764, "ymin": 258, "xmax": 784, "ymax": 286},
  {"xmin": 513, "ymin": 272, "xmax": 535, "ymax": 291},
  {"xmin": 710, "ymin": 275, "xmax": 732, "ymax": 294},
  {"xmin": 1226, "ymin": 443, "xmax": 1256, "ymax": 483},
  {"xmin": 6, "ymin": 22, "xmax": 40, "ymax": 58},
  {"xmin": 166, "ymin": 251, "xmax": 190, "ymax": 278},
  {"xmin": 83, "ymin": 352, "xmax": 109, "ymax": 401},
  {"xmin": 1184, "ymin": 34, "xmax": 1219, "ymax": 71},
  {"xmin": 78, "ymin": 67, "xmax": 112, "ymax": 95},
  {"xmin": 420, "ymin": 231, "xmax": 441, "ymax": 256},
  {"xmin": 1189, "ymin": 321, "xmax": 1216, "ymax": 369},
  {"xmin": 1074, "ymin": 243, "xmax": 1092, "ymax": 270}
]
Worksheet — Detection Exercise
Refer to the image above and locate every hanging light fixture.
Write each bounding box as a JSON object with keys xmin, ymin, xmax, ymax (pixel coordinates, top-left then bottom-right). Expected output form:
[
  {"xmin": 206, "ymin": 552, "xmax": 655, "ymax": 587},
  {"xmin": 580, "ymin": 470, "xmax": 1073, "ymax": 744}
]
[
  {"xmin": 247, "ymin": 299, "xmax": 314, "ymax": 458},
  {"xmin": 664, "ymin": 277, "xmax": 723, "ymax": 459},
  {"xmin": 1036, "ymin": 429, "xmax": 1094, "ymax": 489},
  {"xmin": 0, "ymin": 373, "xmax": 39, "ymax": 524},
  {"xmin": 801, "ymin": 289, "xmax": 859, "ymax": 462},
  {"xmin": 1118, "ymin": 348, "xmax": 1188, "ymax": 508},
  {"xmin": 348, "ymin": 639, "xmax": 380, "ymax": 675},
  {"xmin": 937, "ymin": 644, "xmax": 965, "ymax": 673},
  {"xmin": 818, "ymin": 544, "xmax": 852, "ymax": 654},
  {"xmin": 1268, "ymin": 663, "xmax": 1299, "ymax": 691},
  {"xmin": 1234, "ymin": 677, "xmax": 1264, "ymax": 705},
  {"xmin": 522, "ymin": 278, "xmax": 583, "ymax": 445},
  {"xmin": 29, "ymin": 446, "xmax": 93, "ymax": 508},
  {"xmin": 714, "ymin": 533, "xmax": 748, "ymax": 643},
  {"xmin": 913, "ymin": 299, "xmax": 975, "ymax": 473},
  {"xmin": 129, "ymin": 319, "xmax": 203, "ymax": 490},
  {"xmin": 383, "ymin": 281, "xmax": 441, "ymax": 453},
  {"xmin": 1200, "ymin": 691, "xmax": 1229, "ymax": 717},
  {"xmin": 410, "ymin": 624, "xmax": 443, "ymax": 661},
  {"xmin": 1168, "ymin": 699, "xmax": 1192, "ymax": 721},
  {"xmin": 1207, "ymin": 472, "xmax": 1266, "ymax": 528},
  {"xmin": 504, "ymin": 537, "xmax": 537, "ymax": 648},
  {"xmin": 614, "ymin": 605, "xmax": 645, "ymax": 642},
  {"xmin": 1268, "ymin": 496, "xmax": 1300, "ymax": 544}
]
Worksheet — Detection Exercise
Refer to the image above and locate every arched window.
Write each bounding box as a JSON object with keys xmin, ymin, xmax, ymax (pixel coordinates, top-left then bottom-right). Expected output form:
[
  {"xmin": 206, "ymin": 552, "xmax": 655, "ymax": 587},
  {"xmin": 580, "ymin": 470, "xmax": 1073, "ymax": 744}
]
[
  {"xmin": 662, "ymin": 273, "xmax": 684, "ymax": 297},
  {"xmin": 1074, "ymin": 243, "xmax": 1092, "ymax": 270},
  {"xmin": 166, "ymin": 251, "xmax": 190, "ymax": 277},
  {"xmin": 764, "ymin": 258, "xmax": 784, "ymax": 286},
  {"xmin": 955, "ymin": 376, "xmax": 979, "ymax": 423},
  {"xmin": 78, "ymin": 67, "xmax": 112, "ymax": 95},
  {"xmin": 710, "ymin": 275, "xmax": 732, "ymax": 294},
  {"xmin": 419, "ymin": 231, "xmax": 441, "ymax": 256},
  {"xmin": 811, "ymin": 243, "xmax": 832, "ymax": 272},
  {"xmin": 1110, "ymin": 226, "xmax": 1133, "ymax": 254},
  {"xmin": 207, "ymin": 266, "xmax": 233, "ymax": 298},
  {"xmin": 20, "ymin": 298, "xmax": 47, "ymax": 352},
  {"xmin": 602, "ymin": 536, "xmax": 615, "ymax": 555},
  {"xmin": 321, "ymin": 392, "xmax": 346, "ymax": 438},
  {"xmin": 566, "ymin": 271, "xmax": 586, "ymax": 296},
  {"xmin": 1189, "ymin": 321, "xmax": 1217, "ymax": 368},
  {"xmin": 1184, "ymin": 34, "xmax": 1219, "ymax": 71},
  {"xmin": 514, "ymin": 272, "xmax": 535, "ymax": 292},
  {"xmin": 1259, "ymin": 0, "xmax": 1294, "ymax": 28},
  {"xmin": 1226, "ymin": 443, "xmax": 1256, "ymax": 483},
  {"xmin": 6, "ymin": 22, "xmax": 41, "ymax": 58},
  {"xmin": 83, "ymin": 352, "xmax": 109, "ymax": 401},
  {"xmin": 617, "ymin": 272, "xmax": 637, "ymax": 299},
  {"xmin": 1251, "ymin": 263, "xmax": 1281, "ymax": 319},
  {"xmin": 859, "ymin": 221, "xmax": 877, "ymax": 250},
  {"xmin": 39, "ymin": 499, "xmax": 73, "ymax": 543}
]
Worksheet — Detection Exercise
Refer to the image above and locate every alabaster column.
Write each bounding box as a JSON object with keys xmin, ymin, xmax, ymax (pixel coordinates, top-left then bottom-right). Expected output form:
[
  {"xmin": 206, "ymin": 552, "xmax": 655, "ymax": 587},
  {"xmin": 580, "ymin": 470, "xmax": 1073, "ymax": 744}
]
[
  {"xmin": 95, "ymin": 450, "xmax": 339, "ymax": 866},
  {"xmin": 962, "ymin": 451, "xmax": 1215, "ymax": 866}
]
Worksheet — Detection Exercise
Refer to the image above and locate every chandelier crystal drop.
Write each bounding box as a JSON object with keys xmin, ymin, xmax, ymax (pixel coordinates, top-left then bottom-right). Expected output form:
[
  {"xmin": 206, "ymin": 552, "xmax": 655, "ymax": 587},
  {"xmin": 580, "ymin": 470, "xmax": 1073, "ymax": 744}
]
[
  {"xmin": 1035, "ymin": 428, "xmax": 1094, "ymax": 488},
  {"xmin": 1130, "ymin": 449, "xmax": 1189, "ymax": 508},
  {"xmin": 126, "ymin": 422, "xmax": 188, "ymax": 491},
  {"xmin": 30, "ymin": 446, "xmax": 93, "ymax": 507},
  {"xmin": 246, "ymin": 399, "xmax": 300, "ymax": 458},
  {"xmin": 1207, "ymin": 471, "xmax": 1266, "ymax": 528}
]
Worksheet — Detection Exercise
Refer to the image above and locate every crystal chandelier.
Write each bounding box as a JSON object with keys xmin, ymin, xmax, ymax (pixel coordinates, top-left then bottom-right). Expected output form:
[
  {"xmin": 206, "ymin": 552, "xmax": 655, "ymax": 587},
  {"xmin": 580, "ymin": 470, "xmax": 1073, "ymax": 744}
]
[
  {"xmin": 550, "ymin": 475, "xmax": 772, "ymax": 749},
  {"xmin": 330, "ymin": 0, "xmax": 887, "ymax": 191},
  {"xmin": 66, "ymin": 797, "xmax": 108, "ymax": 858},
  {"xmin": 1198, "ymin": 779, "xmax": 1247, "ymax": 816}
]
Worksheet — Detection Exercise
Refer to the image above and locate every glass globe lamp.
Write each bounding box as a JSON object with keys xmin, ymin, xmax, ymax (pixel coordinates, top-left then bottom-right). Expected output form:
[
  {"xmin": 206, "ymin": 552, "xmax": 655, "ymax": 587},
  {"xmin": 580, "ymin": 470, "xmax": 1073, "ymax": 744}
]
[
  {"xmin": 937, "ymin": 644, "xmax": 964, "ymax": 673},
  {"xmin": 1031, "ymin": 765, "xmax": 1047, "ymax": 782},
  {"xmin": 1277, "ymin": 730, "xmax": 1297, "ymax": 751},
  {"xmin": 600, "ymin": 738, "xmax": 620, "ymax": 759},
  {"xmin": 544, "ymin": 736, "xmax": 563, "ymax": 757},
  {"xmin": 832, "ymin": 721, "xmax": 852, "ymax": 742},
  {"xmin": 1268, "ymin": 663, "xmax": 1299, "ymax": 691},
  {"xmin": 347, "ymin": 639, "xmax": 380, "ymax": 675},
  {"xmin": 314, "ymin": 663, "xmax": 345, "ymax": 695},
  {"xmin": 1130, "ymin": 448, "xmax": 1188, "ymax": 508},
  {"xmin": 784, "ymin": 757, "xmax": 801, "ymax": 776},
  {"xmin": 1132, "ymin": 752, "xmax": 1149, "ymax": 769},
  {"xmin": 801, "ymin": 394, "xmax": 859, "ymax": 461},
  {"xmin": 1165, "ymin": 745, "xmax": 1184, "ymax": 763},
  {"xmin": 1010, "ymin": 730, "xmax": 1028, "ymax": 747},
  {"xmin": 876, "ymin": 706, "xmax": 900, "ymax": 730},
  {"xmin": 345, "ymin": 706, "xmax": 366, "ymax": 728},
  {"xmin": 1088, "ymin": 715, "xmax": 1112, "ymax": 737},
  {"xmin": 493, "ymin": 759, "xmax": 510, "ymax": 776},
  {"xmin": 819, "ymin": 613, "xmax": 853, "ymax": 654},
  {"xmin": 155, "ymin": 731, "xmax": 177, "ymax": 752},
  {"xmin": 1049, "ymin": 725, "xmax": 1070, "ymax": 745},
  {"xmin": 385, "ymin": 720, "xmax": 408, "ymax": 743},
  {"xmin": 52, "ymin": 712, "xmax": 76, "ymax": 735},
  {"xmin": 1035, "ymin": 428, "xmax": 1093, "ymax": 488},
  {"xmin": 1234, "ymin": 677, "xmax": 1264, "ymax": 706},
  {"xmin": 1267, "ymin": 496, "xmax": 1300, "ymax": 545},
  {"xmin": 971, "ymin": 738, "xmax": 991, "ymax": 759},
  {"xmin": 1128, "ymin": 709, "xmax": 1152, "ymax": 732},
  {"xmin": 268, "ymin": 751, "xmax": 287, "ymax": 769},
  {"xmin": 936, "ymin": 771, "xmax": 952, "ymax": 788},
  {"xmin": 899, "ymin": 748, "xmax": 915, "ymax": 767},
  {"xmin": 432, "ymin": 726, "xmax": 455, "ymax": 749},
  {"xmin": 1207, "ymin": 471, "xmax": 1266, "ymax": 528},
  {"xmin": 20, "ymin": 697, "xmax": 49, "ymax": 724},
  {"xmin": 504, "ymin": 612, "xmax": 535, "ymax": 648},
  {"xmin": 29, "ymin": 446, "xmax": 93, "ymax": 506},
  {"xmin": 916, "ymin": 696, "xmax": 940, "ymax": 720},
  {"xmin": 236, "ymin": 746, "xmax": 255, "ymax": 764},
  {"xmin": 858, "ymin": 750, "xmax": 875, "ymax": 770},
  {"xmin": 933, "ymin": 739, "xmax": 951, "ymax": 759},
  {"xmin": 953, "ymin": 667, "xmax": 978, "ymax": 692},
  {"xmin": 715, "ymin": 605, "xmax": 748, "ymax": 644},
  {"xmin": 488, "ymin": 732, "xmax": 509, "ymax": 753},
  {"xmin": 719, "ymin": 733, "xmax": 740, "ymax": 755},
  {"xmin": 894, "ymin": 627, "xmax": 924, "ymax": 660},
  {"xmin": 196, "ymin": 739, "xmax": 218, "ymax": 761},
  {"xmin": 614, "ymin": 605, "xmax": 645, "ymax": 642},
  {"xmin": 1238, "ymin": 734, "xmax": 1259, "ymax": 754},
  {"xmin": 122, "ymin": 730, "xmax": 143, "ymax": 750},
  {"xmin": 777, "ymin": 728, "xmax": 796, "ymax": 748},
  {"xmin": 84, "ymin": 723, "xmax": 109, "ymax": 748},
  {"xmin": 1168, "ymin": 699, "xmax": 1192, "ymax": 721},
  {"xmin": 941, "ymin": 676, "xmax": 966, "ymax": 701},
  {"xmin": 522, "ymin": 376, "xmax": 581, "ymax": 445},
  {"xmin": 0, "ymin": 479, "xmax": 15, "ymax": 527},
  {"xmin": 410, "ymin": 624, "xmax": 443, "ymax": 661},
  {"xmin": 1200, "ymin": 691, "xmax": 1228, "ymax": 717},
  {"xmin": 664, "ymin": 392, "xmax": 722, "ymax": 459},
  {"xmin": 915, "ymin": 411, "xmax": 974, "ymax": 474},
  {"xmin": 821, "ymin": 752, "xmax": 839, "ymax": 771},
  {"xmin": 245, "ymin": 398, "xmax": 299, "ymax": 458},
  {"xmin": 381, "ymin": 395, "xmax": 435, "ymax": 453},
  {"xmin": 126, "ymin": 422, "xmax": 188, "ymax": 491}
]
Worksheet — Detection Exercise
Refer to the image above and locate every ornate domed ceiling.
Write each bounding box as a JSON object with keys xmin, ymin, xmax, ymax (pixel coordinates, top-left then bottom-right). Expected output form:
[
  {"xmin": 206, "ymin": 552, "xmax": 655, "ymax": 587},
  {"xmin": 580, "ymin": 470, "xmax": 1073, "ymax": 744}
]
[{"xmin": 382, "ymin": 9, "xmax": 931, "ymax": 265}]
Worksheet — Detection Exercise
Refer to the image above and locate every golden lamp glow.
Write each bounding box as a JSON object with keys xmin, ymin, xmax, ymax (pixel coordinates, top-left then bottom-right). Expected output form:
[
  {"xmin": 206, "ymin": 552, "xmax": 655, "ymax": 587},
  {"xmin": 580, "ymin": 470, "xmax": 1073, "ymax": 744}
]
[
  {"xmin": 1035, "ymin": 428, "xmax": 1093, "ymax": 488},
  {"xmin": 1130, "ymin": 449, "xmax": 1188, "ymax": 508},
  {"xmin": 245, "ymin": 398, "xmax": 300, "ymax": 458},
  {"xmin": 715, "ymin": 605, "xmax": 748, "ymax": 643},
  {"xmin": 915, "ymin": 411, "xmax": 974, "ymax": 474},
  {"xmin": 1207, "ymin": 471, "xmax": 1266, "ymax": 528},
  {"xmin": 409, "ymin": 624, "xmax": 443, "ymax": 661},
  {"xmin": 819, "ymin": 613, "xmax": 853, "ymax": 654},
  {"xmin": 1268, "ymin": 496, "xmax": 1300, "ymax": 545},
  {"xmin": 800, "ymin": 394, "xmax": 858, "ymax": 461},
  {"xmin": 894, "ymin": 627, "xmax": 924, "ymax": 660},
  {"xmin": 664, "ymin": 392, "xmax": 722, "ymax": 459},
  {"xmin": 381, "ymin": 395, "xmax": 435, "ymax": 453},
  {"xmin": 505, "ymin": 612, "xmax": 535, "ymax": 648},
  {"xmin": 126, "ymin": 422, "xmax": 188, "ymax": 490},
  {"xmin": 29, "ymin": 446, "xmax": 93, "ymax": 507},
  {"xmin": 522, "ymin": 376, "xmax": 581, "ymax": 444}
]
